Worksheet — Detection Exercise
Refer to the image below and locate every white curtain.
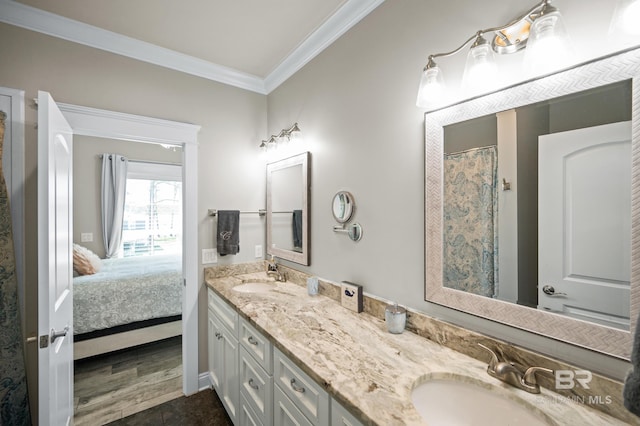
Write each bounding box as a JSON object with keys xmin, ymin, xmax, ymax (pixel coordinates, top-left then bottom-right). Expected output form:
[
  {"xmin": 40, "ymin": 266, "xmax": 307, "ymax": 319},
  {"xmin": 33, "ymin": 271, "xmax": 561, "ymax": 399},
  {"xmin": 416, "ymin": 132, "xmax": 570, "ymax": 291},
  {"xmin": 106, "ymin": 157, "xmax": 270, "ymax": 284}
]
[{"xmin": 101, "ymin": 154, "xmax": 128, "ymax": 258}]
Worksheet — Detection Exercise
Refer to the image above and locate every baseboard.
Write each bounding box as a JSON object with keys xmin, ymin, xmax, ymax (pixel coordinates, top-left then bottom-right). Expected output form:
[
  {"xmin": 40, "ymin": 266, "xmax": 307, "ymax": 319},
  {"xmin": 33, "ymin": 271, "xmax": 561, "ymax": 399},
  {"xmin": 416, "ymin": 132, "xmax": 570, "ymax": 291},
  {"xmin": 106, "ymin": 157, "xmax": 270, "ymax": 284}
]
[{"xmin": 198, "ymin": 372, "xmax": 212, "ymax": 391}]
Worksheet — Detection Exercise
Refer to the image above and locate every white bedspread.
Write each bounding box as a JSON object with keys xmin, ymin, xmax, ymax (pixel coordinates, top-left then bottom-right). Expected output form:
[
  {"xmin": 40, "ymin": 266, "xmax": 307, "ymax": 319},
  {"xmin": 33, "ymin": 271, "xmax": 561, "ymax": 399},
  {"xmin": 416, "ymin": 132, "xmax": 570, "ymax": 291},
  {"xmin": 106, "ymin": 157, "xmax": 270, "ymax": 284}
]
[{"xmin": 73, "ymin": 254, "xmax": 182, "ymax": 335}]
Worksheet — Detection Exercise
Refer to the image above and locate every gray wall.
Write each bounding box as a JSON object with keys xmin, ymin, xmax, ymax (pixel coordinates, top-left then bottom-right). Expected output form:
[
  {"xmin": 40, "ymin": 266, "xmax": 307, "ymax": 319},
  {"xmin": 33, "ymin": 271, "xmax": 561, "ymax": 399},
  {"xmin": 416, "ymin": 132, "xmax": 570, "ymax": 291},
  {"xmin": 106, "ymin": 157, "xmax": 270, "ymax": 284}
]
[
  {"xmin": 266, "ymin": 0, "xmax": 633, "ymax": 380},
  {"xmin": 0, "ymin": 22, "xmax": 267, "ymax": 422},
  {"xmin": 73, "ymin": 136, "xmax": 183, "ymax": 258}
]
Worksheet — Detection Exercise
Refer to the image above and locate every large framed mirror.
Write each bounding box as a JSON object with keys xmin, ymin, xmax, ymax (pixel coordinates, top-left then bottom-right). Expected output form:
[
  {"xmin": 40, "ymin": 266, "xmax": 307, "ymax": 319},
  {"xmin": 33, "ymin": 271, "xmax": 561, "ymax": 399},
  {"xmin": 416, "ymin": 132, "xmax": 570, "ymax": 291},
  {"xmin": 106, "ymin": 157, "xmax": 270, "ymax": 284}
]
[
  {"xmin": 425, "ymin": 47, "xmax": 640, "ymax": 359},
  {"xmin": 267, "ymin": 152, "xmax": 310, "ymax": 265}
]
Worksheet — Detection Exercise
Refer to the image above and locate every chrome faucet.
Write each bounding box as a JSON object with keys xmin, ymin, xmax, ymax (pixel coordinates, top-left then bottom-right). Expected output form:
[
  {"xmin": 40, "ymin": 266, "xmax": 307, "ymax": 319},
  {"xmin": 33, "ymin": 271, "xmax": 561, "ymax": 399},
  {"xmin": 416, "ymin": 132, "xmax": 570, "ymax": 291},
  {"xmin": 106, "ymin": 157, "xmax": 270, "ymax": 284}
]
[
  {"xmin": 478, "ymin": 344, "xmax": 554, "ymax": 394},
  {"xmin": 266, "ymin": 256, "xmax": 286, "ymax": 282}
]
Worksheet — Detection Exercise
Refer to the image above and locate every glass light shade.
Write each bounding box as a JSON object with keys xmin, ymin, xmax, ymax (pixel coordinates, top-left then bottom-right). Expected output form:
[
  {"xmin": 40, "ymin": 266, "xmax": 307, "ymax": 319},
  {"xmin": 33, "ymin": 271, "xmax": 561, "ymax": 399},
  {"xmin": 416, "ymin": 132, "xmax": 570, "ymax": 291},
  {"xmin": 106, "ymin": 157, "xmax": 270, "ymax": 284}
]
[
  {"xmin": 416, "ymin": 65, "xmax": 446, "ymax": 108},
  {"xmin": 461, "ymin": 42, "xmax": 498, "ymax": 96},
  {"xmin": 523, "ymin": 8, "xmax": 573, "ymax": 77},
  {"xmin": 610, "ymin": 0, "xmax": 640, "ymax": 39}
]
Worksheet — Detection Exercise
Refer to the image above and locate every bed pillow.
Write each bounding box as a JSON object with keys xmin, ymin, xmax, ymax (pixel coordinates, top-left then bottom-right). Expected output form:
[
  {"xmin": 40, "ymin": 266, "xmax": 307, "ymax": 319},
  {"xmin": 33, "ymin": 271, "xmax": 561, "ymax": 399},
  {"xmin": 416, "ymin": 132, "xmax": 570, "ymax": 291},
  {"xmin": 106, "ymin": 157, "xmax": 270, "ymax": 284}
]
[{"xmin": 73, "ymin": 243, "xmax": 102, "ymax": 275}]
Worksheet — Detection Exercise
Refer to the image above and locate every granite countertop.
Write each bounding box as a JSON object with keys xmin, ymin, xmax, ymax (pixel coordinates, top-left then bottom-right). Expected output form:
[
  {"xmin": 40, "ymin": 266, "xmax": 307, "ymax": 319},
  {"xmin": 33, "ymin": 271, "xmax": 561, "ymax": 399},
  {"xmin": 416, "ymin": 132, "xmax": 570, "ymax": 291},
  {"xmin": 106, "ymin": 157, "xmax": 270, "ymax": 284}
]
[{"xmin": 206, "ymin": 271, "xmax": 625, "ymax": 426}]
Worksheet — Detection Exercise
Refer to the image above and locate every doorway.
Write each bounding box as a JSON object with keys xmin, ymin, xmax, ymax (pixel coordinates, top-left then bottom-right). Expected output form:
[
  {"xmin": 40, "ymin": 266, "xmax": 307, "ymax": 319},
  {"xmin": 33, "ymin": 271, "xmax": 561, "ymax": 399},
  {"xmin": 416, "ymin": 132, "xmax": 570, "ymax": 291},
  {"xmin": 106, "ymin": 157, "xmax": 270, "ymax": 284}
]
[{"xmin": 38, "ymin": 95, "xmax": 200, "ymax": 423}]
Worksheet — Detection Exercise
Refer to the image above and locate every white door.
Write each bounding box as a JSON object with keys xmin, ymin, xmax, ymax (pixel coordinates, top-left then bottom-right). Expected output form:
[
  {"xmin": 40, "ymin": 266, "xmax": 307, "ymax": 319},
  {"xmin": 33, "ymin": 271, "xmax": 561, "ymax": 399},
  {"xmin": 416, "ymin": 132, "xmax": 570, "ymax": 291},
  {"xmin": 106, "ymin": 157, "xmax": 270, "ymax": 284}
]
[
  {"xmin": 37, "ymin": 91, "xmax": 74, "ymax": 425},
  {"xmin": 538, "ymin": 121, "xmax": 631, "ymax": 329}
]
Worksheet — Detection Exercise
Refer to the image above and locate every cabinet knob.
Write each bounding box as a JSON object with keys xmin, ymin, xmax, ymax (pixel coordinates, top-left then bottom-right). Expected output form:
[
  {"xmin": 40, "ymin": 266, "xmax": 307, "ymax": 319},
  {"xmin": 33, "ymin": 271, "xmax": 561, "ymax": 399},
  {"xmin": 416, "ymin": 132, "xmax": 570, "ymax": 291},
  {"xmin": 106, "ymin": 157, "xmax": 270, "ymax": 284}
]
[
  {"xmin": 247, "ymin": 335, "xmax": 259, "ymax": 346},
  {"xmin": 215, "ymin": 332, "xmax": 223, "ymax": 340}
]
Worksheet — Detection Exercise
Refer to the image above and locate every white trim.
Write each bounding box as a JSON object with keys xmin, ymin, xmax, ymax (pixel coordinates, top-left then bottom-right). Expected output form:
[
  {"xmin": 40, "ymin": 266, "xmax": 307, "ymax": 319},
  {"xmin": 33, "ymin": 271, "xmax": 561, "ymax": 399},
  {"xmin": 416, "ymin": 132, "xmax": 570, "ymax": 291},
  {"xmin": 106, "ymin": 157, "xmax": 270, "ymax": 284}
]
[
  {"xmin": 59, "ymin": 103, "xmax": 201, "ymax": 395},
  {"xmin": 0, "ymin": 0, "xmax": 385, "ymax": 94},
  {"xmin": 57, "ymin": 103, "xmax": 200, "ymax": 145},
  {"xmin": 0, "ymin": 86, "xmax": 26, "ymax": 343},
  {"xmin": 198, "ymin": 372, "xmax": 212, "ymax": 391},
  {"xmin": 0, "ymin": 0, "xmax": 265, "ymax": 94},
  {"xmin": 264, "ymin": 0, "xmax": 386, "ymax": 93}
]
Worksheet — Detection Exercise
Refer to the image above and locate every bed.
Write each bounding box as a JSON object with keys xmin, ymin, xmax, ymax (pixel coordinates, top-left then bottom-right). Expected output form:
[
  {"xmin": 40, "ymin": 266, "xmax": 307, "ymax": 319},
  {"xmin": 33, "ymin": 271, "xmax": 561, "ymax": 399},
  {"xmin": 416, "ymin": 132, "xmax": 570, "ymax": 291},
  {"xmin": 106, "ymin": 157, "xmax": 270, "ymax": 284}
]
[{"xmin": 72, "ymin": 253, "xmax": 183, "ymax": 359}]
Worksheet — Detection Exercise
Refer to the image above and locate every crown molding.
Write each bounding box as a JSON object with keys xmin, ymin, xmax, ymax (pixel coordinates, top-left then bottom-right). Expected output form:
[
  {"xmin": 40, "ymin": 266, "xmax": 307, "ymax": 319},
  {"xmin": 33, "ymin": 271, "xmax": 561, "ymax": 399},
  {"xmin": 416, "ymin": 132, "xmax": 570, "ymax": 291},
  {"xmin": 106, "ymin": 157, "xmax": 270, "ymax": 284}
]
[
  {"xmin": 264, "ymin": 0, "xmax": 386, "ymax": 93},
  {"xmin": 0, "ymin": 0, "xmax": 385, "ymax": 95}
]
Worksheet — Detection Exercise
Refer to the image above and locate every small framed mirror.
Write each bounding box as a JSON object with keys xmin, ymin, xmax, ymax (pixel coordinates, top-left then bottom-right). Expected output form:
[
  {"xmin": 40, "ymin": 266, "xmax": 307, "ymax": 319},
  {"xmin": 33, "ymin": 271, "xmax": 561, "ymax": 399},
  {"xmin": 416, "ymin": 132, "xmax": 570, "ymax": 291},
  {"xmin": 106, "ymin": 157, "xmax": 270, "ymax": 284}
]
[
  {"xmin": 332, "ymin": 191, "xmax": 355, "ymax": 223},
  {"xmin": 266, "ymin": 152, "xmax": 310, "ymax": 265}
]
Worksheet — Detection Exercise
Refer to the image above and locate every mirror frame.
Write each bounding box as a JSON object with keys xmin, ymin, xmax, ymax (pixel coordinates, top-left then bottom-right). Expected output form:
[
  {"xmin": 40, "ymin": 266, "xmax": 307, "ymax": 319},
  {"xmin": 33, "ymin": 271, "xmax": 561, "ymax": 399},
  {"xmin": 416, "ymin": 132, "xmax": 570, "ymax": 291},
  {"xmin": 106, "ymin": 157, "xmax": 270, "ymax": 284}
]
[
  {"xmin": 425, "ymin": 47, "xmax": 640, "ymax": 359},
  {"xmin": 266, "ymin": 151, "xmax": 310, "ymax": 265}
]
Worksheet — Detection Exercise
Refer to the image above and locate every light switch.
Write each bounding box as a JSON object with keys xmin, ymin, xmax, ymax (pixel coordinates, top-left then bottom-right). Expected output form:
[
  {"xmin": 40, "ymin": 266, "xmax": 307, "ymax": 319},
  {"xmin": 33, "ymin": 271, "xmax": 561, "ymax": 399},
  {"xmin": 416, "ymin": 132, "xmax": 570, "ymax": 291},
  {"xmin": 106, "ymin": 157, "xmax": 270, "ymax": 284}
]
[
  {"xmin": 255, "ymin": 245, "xmax": 263, "ymax": 258},
  {"xmin": 202, "ymin": 248, "xmax": 217, "ymax": 264},
  {"xmin": 80, "ymin": 233, "xmax": 93, "ymax": 242}
]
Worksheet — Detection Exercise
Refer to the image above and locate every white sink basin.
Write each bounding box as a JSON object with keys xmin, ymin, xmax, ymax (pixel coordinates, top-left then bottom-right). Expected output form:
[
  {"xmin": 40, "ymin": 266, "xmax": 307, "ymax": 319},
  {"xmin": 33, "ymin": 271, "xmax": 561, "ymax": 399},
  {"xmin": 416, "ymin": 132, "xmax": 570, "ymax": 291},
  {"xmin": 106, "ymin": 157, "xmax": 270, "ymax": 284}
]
[
  {"xmin": 411, "ymin": 378, "xmax": 551, "ymax": 426},
  {"xmin": 232, "ymin": 282, "xmax": 275, "ymax": 293}
]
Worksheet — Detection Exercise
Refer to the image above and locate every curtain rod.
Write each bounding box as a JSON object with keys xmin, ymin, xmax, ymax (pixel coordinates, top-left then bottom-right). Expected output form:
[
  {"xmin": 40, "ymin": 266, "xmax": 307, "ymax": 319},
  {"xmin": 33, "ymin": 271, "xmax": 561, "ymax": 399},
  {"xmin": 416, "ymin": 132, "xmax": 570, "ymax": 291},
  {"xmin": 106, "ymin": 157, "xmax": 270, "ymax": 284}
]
[{"xmin": 98, "ymin": 154, "xmax": 181, "ymax": 166}]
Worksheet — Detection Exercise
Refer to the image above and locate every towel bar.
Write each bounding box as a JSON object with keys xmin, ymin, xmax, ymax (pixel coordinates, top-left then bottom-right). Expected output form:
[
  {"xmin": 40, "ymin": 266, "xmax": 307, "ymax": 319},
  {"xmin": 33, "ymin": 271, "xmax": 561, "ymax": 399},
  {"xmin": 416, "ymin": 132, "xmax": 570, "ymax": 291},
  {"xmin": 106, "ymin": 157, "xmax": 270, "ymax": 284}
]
[{"xmin": 208, "ymin": 209, "xmax": 266, "ymax": 217}]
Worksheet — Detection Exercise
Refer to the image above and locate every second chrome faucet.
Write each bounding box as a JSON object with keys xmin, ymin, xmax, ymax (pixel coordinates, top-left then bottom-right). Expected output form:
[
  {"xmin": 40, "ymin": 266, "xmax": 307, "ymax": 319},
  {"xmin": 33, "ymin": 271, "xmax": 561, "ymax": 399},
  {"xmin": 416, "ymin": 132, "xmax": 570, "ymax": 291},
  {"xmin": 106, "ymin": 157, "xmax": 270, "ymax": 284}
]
[{"xmin": 479, "ymin": 343, "xmax": 554, "ymax": 394}]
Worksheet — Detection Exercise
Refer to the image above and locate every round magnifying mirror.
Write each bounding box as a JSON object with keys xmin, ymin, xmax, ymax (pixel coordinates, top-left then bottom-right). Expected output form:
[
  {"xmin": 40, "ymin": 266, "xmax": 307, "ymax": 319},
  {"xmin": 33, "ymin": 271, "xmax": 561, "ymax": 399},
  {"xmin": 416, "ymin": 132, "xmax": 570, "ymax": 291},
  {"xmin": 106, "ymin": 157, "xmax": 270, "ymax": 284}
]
[
  {"xmin": 348, "ymin": 223, "xmax": 363, "ymax": 242},
  {"xmin": 332, "ymin": 191, "xmax": 355, "ymax": 223}
]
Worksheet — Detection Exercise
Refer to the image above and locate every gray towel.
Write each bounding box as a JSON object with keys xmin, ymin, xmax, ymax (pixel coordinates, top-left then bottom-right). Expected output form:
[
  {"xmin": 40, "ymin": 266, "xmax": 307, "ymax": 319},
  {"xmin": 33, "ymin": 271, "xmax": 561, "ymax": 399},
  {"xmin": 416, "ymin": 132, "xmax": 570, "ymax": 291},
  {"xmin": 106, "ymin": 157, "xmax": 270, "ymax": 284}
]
[
  {"xmin": 292, "ymin": 210, "xmax": 303, "ymax": 249},
  {"xmin": 216, "ymin": 210, "xmax": 240, "ymax": 256},
  {"xmin": 624, "ymin": 313, "xmax": 640, "ymax": 417}
]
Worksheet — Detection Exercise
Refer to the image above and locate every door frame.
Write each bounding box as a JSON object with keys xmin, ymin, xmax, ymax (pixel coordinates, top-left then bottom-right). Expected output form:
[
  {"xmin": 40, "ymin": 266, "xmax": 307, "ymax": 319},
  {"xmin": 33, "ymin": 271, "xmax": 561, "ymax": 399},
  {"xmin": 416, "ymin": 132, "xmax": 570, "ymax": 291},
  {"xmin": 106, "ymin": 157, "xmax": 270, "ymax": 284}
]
[{"xmin": 57, "ymin": 102, "xmax": 201, "ymax": 395}]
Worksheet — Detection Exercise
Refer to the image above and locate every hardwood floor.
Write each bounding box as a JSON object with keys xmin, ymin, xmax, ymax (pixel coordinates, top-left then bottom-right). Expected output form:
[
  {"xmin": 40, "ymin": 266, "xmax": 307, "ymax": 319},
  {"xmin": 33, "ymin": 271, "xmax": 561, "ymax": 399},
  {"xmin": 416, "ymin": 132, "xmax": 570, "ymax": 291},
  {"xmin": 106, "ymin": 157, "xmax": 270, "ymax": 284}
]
[{"xmin": 74, "ymin": 336, "xmax": 184, "ymax": 425}]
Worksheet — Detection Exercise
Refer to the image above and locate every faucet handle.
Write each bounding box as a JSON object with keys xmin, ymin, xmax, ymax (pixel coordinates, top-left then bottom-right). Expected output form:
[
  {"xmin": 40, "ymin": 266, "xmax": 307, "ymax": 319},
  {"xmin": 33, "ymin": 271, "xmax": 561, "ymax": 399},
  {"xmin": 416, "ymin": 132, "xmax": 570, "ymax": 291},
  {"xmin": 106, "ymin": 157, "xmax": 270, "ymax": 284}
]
[
  {"xmin": 478, "ymin": 343, "xmax": 500, "ymax": 371},
  {"xmin": 523, "ymin": 366, "xmax": 554, "ymax": 386}
]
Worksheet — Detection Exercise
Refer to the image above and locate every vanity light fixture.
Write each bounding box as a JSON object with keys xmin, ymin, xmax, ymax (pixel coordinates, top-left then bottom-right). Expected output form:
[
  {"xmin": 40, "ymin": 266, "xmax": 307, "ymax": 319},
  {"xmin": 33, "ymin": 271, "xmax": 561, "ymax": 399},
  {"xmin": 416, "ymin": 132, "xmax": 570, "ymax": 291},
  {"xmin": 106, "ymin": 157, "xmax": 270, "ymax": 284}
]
[
  {"xmin": 416, "ymin": 0, "xmax": 572, "ymax": 108},
  {"xmin": 260, "ymin": 123, "xmax": 302, "ymax": 152},
  {"xmin": 610, "ymin": 0, "xmax": 640, "ymax": 38}
]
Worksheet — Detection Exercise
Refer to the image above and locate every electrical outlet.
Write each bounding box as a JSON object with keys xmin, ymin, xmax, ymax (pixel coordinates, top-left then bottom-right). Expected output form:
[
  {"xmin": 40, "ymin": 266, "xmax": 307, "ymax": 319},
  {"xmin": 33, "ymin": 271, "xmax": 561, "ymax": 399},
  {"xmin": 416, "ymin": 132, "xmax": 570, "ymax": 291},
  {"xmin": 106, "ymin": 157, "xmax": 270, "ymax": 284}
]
[
  {"xmin": 80, "ymin": 232, "xmax": 93, "ymax": 242},
  {"xmin": 255, "ymin": 245, "xmax": 263, "ymax": 258},
  {"xmin": 341, "ymin": 282, "xmax": 363, "ymax": 313},
  {"xmin": 202, "ymin": 248, "xmax": 217, "ymax": 264}
]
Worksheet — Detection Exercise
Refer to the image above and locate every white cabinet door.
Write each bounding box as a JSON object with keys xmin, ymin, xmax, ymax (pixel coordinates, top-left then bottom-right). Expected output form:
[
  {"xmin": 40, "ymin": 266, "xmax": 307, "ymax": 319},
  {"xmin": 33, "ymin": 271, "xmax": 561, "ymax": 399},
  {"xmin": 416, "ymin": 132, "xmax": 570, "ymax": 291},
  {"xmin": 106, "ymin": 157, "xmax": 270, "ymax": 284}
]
[
  {"xmin": 207, "ymin": 290, "xmax": 240, "ymax": 425},
  {"xmin": 220, "ymin": 316, "xmax": 240, "ymax": 424},
  {"xmin": 208, "ymin": 308, "xmax": 223, "ymax": 391}
]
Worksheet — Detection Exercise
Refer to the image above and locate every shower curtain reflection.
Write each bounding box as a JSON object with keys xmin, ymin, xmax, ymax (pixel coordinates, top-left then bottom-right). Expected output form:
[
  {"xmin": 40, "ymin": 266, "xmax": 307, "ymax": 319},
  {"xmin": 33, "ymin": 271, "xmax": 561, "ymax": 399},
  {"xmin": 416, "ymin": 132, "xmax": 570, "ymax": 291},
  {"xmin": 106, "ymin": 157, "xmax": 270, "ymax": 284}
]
[{"xmin": 443, "ymin": 145, "xmax": 498, "ymax": 298}]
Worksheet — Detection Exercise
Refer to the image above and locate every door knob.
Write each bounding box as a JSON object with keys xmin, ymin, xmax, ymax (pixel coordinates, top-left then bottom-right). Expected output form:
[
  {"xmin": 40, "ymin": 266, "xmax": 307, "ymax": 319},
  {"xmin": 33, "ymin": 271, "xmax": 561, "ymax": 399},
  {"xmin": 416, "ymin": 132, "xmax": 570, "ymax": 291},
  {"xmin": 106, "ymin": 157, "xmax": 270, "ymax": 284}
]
[
  {"xmin": 50, "ymin": 326, "xmax": 70, "ymax": 344},
  {"xmin": 542, "ymin": 285, "xmax": 567, "ymax": 297}
]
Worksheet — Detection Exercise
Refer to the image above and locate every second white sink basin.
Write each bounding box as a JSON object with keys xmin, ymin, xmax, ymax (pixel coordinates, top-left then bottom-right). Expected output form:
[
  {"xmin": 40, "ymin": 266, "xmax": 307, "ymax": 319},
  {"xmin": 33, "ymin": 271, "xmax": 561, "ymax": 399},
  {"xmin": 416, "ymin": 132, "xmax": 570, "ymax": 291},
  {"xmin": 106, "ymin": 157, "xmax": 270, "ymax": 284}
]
[
  {"xmin": 411, "ymin": 378, "xmax": 551, "ymax": 426},
  {"xmin": 232, "ymin": 282, "xmax": 275, "ymax": 293}
]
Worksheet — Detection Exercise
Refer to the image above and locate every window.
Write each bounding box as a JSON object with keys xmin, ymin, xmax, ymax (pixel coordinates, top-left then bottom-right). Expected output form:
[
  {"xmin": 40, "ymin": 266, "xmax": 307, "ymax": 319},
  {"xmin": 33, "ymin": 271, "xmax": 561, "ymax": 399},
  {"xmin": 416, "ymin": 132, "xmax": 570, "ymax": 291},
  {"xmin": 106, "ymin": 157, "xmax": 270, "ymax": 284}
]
[{"xmin": 121, "ymin": 162, "xmax": 182, "ymax": 257}]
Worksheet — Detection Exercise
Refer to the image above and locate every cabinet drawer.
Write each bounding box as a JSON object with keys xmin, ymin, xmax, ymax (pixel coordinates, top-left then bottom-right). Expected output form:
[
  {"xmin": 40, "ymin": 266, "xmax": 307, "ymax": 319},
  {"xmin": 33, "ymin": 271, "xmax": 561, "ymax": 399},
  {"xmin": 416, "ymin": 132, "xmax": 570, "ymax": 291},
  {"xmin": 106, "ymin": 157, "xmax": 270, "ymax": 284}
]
[
  {"xmin": 240, "ymin": 393, "xmax": 264, "ymax": 426},
  {"xmin": 240, "ymin": 317, "xmax": 273, "ymax": 374},
  {"xmin": 274, "ymin": 384, "xmax": 313, "ymax": 426},
  {"xmin": 331, "ymin": 397, "xmax": 364, "ymax": 426},
  {"xmin": 273, "ymin": 348, "xmax": 329, "ymax": 426},
  {"xmin": 208, "ymin": 288, "xmax": 238, "ymax": 335},
  {"xmin": 239, "ymin": 346, "xmax": 273, "ymax": 426}
]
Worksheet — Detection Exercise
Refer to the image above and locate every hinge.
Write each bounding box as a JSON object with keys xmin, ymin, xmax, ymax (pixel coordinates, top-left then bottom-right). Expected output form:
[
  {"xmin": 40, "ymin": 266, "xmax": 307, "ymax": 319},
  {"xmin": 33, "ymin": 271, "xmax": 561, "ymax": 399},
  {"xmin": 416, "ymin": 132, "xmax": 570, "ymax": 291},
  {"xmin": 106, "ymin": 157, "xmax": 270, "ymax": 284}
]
[
  {"xmin": 184, "ymin": 278, "xmax": 186, "ymax": 287},
  {"xmin": 39, "ymin": 335, "xmax": 49, "ymax": 348}
]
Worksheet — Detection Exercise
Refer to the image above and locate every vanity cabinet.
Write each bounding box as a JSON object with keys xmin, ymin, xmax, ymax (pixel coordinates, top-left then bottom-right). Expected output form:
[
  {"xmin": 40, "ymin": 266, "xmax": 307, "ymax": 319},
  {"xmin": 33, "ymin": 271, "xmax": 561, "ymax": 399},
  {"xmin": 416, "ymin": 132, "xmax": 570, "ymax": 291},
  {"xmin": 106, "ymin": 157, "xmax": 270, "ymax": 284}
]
[
  {"xmin": 208, "ymin": 290, "xmax": 240, "ymax": 424},
  {"xmin": 208, "ymin": 288, "xmax": 363, "ymax": 426}
]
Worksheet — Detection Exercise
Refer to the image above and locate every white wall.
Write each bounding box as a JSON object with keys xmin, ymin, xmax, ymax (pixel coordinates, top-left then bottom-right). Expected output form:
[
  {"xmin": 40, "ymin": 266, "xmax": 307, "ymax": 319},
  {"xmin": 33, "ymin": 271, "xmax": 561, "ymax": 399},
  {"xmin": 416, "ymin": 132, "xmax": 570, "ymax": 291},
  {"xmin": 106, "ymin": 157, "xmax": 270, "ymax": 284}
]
[{"xmin": 266, "ymin": 0, "xmax": 636, "ymax": 378}]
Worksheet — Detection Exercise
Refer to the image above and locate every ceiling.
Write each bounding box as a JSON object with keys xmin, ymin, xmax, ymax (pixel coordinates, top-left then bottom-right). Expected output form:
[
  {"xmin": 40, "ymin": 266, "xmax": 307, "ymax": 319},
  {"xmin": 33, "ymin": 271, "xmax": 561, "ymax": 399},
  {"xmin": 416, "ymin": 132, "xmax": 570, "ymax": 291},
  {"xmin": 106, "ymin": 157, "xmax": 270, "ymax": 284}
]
[{"xmin": 1, "ymin": 0, "xmax": 385, "ymax": 93}]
